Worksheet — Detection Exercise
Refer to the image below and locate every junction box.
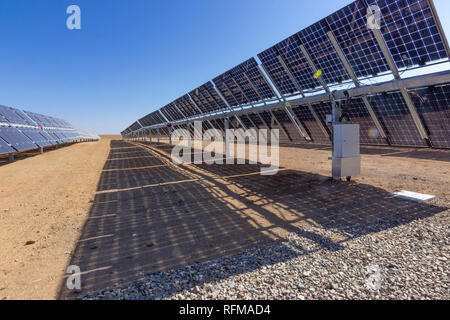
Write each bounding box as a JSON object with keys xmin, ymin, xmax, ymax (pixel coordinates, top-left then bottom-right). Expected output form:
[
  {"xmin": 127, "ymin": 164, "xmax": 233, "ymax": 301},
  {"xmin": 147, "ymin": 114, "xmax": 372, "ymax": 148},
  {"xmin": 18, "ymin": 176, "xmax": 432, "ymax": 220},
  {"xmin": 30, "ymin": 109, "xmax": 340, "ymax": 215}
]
[{"xmin": 332, "ymin": 123, "xmax": 360, "ymax": 180}]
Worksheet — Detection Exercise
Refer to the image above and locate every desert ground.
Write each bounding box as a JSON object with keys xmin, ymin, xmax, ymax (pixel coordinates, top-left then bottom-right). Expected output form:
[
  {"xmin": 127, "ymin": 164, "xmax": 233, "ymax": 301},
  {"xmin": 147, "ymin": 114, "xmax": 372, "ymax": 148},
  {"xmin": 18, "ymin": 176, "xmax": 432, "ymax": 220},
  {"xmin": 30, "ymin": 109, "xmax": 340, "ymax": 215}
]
[{"xmin": 0, "ymin": 135, "xmax": 448, "ymax": 300}]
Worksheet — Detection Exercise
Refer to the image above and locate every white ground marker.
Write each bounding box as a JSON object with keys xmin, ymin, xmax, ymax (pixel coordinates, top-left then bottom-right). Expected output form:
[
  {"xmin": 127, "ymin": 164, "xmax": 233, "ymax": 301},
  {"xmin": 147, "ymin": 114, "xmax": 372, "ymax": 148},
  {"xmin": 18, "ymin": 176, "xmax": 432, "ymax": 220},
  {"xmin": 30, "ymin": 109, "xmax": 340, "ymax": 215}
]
[{"xmin": 390, "ymin": 190, "xmax": 436, "ymax": 203}]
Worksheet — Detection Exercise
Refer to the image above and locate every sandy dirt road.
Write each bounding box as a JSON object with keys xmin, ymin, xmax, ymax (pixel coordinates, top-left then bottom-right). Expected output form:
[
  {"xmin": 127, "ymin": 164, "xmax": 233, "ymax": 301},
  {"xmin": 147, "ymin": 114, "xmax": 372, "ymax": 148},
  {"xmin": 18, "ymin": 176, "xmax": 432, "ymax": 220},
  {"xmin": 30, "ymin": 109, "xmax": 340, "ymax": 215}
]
[{"xmin": 0, "ymin": 136, "xmax": 118, "ymax": 300}]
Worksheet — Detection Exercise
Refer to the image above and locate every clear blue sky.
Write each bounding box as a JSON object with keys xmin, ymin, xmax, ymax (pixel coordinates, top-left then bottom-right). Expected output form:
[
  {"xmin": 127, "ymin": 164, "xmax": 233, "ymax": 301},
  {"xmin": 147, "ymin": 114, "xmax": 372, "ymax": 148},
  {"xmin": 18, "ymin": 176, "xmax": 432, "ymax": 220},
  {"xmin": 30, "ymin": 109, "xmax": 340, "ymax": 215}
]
[{"xmin": 1, "ymin": 0, "xmax": 449, "ymax": 134}]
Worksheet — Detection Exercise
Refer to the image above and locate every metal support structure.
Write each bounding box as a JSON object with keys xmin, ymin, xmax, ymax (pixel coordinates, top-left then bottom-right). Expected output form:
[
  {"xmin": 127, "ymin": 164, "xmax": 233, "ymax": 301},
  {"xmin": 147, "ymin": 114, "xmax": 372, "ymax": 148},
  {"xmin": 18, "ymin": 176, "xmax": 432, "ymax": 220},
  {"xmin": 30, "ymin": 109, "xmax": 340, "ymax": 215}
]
[
  {"xmin": 187, "ymin": 93, "xmax": 219, "ymax": 135},
  {"xmin": 327, "ymin": 30, "xmax": 388, "ymax": 140},
  {"xmin": 371, "ymin": 26, "xmax": 430, "ymax": 141},
  {"xmin": 8, "ymin": 153, "xmax": 14, "ymax": 162},
  {"xmin": 157, "ymin": 128, "xmax": 160, "ymax": 143}
]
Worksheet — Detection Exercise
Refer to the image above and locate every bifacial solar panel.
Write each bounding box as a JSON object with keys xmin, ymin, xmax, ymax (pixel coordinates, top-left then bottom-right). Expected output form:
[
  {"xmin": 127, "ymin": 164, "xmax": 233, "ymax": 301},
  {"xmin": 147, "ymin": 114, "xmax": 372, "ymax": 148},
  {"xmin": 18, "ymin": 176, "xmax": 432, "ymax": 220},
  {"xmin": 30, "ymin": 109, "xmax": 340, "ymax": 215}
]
[
  {"xmin": 291, "ymin": 105, "xmax": 331, "ymax": 144},
  {"xmin": 408, "ymin": 84, "xmax": 450, "ymax": 148},
  {"xmin": 190, "ymin": 82, "xmax": 228, "ymax": 114},
  {"xmin": 239, "ymin": 114, "xmax": 257, "ymax": 129},
  {"xmin": 0, "ymin": 105, "xmax": 33, "ymax": 125},
  {"xmin": 368, "ymin": 0, "xmax": 448, "ymax": 69},
  {"xmin": 140, "ymin": 111, "xmax": 165, "ymax": 127},
  {"xmin": 161, "ymin": 103, "xmax": 184, "ymax": 121},
  {"xmin": 240, "ymin": 58, "xmax": 276, "ymax": 100},
  {"xmin": 0, "ymin": 127, "xmax": 37, "ymax": 151},
  {"xmin": 0, "ymin": 137, "xmax": 14, "ymax": 155},
  {"xmin": 368, "ymin": 90, "xmax": 428, "ymax": 146},
  {"xmin": 272, "ymin": 108, "xmax": 305, "ymax": 142},
  {"xmin": 19, "ymin": 128, "xmax": 55, "ymax": 147},
  {"xmin": 213, "ymin": 72, "xmax": 246, "ymax": 108},
  {"xmin": 246, "ymin": 113, "xmax": 266, "ymax": 128},
  {"xmin": 342, "ymin": 98, "xmax": 389, "ymax": 145},
  {"xmin": 175, "ymin": 95, "xmax": 201, "ymax": 117},
  {"xmin": 297, "ymin": 21, "xmax": 351, "ymax": 85},
  {"xmin": 326, "ymin": 0, "xmax": 391, "ymax": 78},
  {"xmin": 311, "ymin": 102, "xmax": 333, "ymax": 136}
]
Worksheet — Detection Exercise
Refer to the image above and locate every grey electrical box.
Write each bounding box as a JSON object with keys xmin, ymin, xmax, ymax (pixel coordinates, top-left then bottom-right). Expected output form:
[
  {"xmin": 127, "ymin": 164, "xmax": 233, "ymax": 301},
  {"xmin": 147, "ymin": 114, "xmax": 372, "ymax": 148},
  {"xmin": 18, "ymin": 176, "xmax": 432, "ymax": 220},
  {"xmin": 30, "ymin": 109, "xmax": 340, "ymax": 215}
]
[{"xmin": 332, "ymin": 123, "xmax": 361, "ymax": 180}]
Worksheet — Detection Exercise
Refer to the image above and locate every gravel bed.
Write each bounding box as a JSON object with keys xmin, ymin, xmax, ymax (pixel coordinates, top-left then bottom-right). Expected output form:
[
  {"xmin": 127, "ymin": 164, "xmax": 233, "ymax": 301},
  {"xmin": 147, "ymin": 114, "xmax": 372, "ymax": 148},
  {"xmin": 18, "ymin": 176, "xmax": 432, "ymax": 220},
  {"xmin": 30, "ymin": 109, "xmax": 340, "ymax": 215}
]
[{"xmin": 82, "ymin": 212, "xmax": 449, "ymax": 300}]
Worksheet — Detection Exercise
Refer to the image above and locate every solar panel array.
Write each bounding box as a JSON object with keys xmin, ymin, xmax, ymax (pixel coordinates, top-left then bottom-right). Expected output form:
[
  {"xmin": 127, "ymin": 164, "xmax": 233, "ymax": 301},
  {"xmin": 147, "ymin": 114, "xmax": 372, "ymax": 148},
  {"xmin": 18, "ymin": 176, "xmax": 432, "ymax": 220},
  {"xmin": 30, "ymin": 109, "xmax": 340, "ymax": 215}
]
[
  {"xmin": 123, "ymin": 0, "xmax": 449, "ymax": 149},
  {"xmin": 0, "ymin": 104, "xmax": 99, "ymax": 156}
]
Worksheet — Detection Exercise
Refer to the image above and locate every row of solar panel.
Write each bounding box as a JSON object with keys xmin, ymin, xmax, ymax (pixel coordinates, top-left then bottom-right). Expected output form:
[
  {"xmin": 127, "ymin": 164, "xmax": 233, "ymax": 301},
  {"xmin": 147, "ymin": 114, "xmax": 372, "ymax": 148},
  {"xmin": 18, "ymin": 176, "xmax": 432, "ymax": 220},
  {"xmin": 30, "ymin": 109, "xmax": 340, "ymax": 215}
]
[
  {"xmin": 0, "ymin": 126, "xmax": 96, "ymax": 155},
  {"xmin": 0, "ymin": 105, "xmax": 73, "ymax": 128},
  {"xmin": 123, "ymin": 0, "xmax": 449, "ymax": 148},
  {"xmin": 138, "ymin": 83, "xmax": 450, "ymax": 149}
]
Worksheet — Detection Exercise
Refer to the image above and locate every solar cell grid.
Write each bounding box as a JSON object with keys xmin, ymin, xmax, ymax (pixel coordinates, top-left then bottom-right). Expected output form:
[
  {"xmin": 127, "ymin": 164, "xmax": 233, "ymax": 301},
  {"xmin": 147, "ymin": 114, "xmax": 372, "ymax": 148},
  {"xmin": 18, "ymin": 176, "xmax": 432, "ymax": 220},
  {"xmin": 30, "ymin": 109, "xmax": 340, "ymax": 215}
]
[
  {"xmin": 409, "ymin": 84, "xmax": 450, "ymax": 148},
  {"xmin": 258, "ymin": 46, "xmax": 298, "ymax": 95},
  {"xmin": 368, "ymin": 90, "xmax": 428, "ymax": 146},
  {"xmin": 246, "ymin": 113, "xmax": 265, "ymax": 128},
  {"xmin": 311, "ymin": 102, "xmax": 332, "ymax": 136},
  {"xmin": 343, "ymin": 98, "xmax": 389, "ymax": 145},
  {"xmin": 0, "ymin": 127, "xmax": 37, "ymax": 151},
  {"xmin": 240, "ymin": 58, "xmax": 276, "ymax": 100},
  {"xmin": 326, "ymin": 0, "xmax": 391, "ymax": 78},
  {"xmin": 291, "ymin": 105, "xmax": 331, "ymax": 144},
  {"xmin": 0, "ymin": 137, "xmax": 14, "ymax": 155},
  {"xmin": 297, "ymin": 21, "xmax": 350, "ymax": 85},
  {"xmin": 213, "ymin": 73, "xmax": 246, "ymax": 107},
  {"xmin": 230, "ymin": 66, "xmax": 260, "ymax": 103},
  {"xmin": 239, "ymin": 114, "xmax": 256, "ymax": 129},
  {"xmin": 369, "ymin": 0, "xmax": 448, "ymax": 69},
  {"xmin": 203, "ymin": 82, "xmax": 228, "ymax": 111},
  {"xmin": 19, "ymin": 128, "xmax": 55, "ymax": 147},
  {"xmin": 0, "ymin": 105, "xmax": 32, "ymax": 125}
]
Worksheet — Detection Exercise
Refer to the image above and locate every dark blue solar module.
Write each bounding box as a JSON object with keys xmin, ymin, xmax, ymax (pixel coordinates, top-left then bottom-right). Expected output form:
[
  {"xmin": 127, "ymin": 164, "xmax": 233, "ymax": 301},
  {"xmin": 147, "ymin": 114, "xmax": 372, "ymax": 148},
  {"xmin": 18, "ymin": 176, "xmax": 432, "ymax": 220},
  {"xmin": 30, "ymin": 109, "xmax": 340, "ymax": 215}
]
[
  {"xmin": 213, "ymin": 72, "xmax": 246, "ymax": 107},
  {"xmin": 239, "ymin": 58, "xmax": 276, "ymax": 100},
  {"xmin": 0, "ymin": 105, "xmax": 34, "ymax": 125},
  {"xmin": 175, "ymin": 95, "xmax": 201, "ymax": 117},
  {"xmin": 297, "ymin": 21, "xmax": 350, "ymax": 85},
  {"xmin": 368, "ymin": 0, "xmax": 448, "ymax": 69},
  {"xmin": 258, "ymin": 36, "xmax": 318, "ymax": 95},
  {"xmin": 0, "ymin": 127, "xmax": 37, "ymax": 151},
  {"xmin": 311, "ymin": 102, "xmax": 333, "ymax": 136},
  {"xmin": 19, "ymin": 128, "xmax": 55, "ymax": 147},
  {"xmin": 246, "ymin": 113, "xmax": 266, "ymax": 128},
  {"xmin": 342, "ymin": 98, "xmax": 389, "ymax": 145},
  {"xmin": 326, "ymin": 0, "xmax": 391, "ymax": 78},
  {"xmin": 0, "ymin": 136, "xmax": 14, "ymax": 155},
  {"xmin": 272, "ymin": 108, "xmax": 305, "ymax": 142},
  {"xmin": 368, "ymin": 91, "xmax": 428, "ymax": 147},
  {"xmin": 408, "ymin": 84, "xmax": 450, "ymax": 148},
  {"xmin": 291, "ymin": 105, "xmax": 331, "ymax": 144},
  {"xmin": 239, "ymin": 114, "xmax": 256, "ymax": 129},
  {"xmin": 140, "ymin": 111, "xmax": 165, "ymax": 127},
  {"xmin": 161, "ymin": 103, "xmax": 184, "ymax": 121},
  {"xmin": 189, "ymin": 82, "xmax": 228, "ymax": 114}
]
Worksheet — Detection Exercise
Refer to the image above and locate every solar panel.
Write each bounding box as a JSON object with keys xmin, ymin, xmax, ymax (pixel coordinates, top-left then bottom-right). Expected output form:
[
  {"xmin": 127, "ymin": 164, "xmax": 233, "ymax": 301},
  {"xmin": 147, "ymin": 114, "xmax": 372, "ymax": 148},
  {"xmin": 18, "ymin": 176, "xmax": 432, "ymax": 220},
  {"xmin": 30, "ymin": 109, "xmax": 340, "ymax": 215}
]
[
  {"xmin": 272, "ymin": 108, "xmax": 305, "ymax": 142},
  {"xmin": 342, "ymin": 98, "xmax": 389, "ymax": 145},
  {"xmin": 408, "ymin": 84, "xmax": 450, "ymax": 148},
  {"xmin": 311, "ymin": 102, "xmax": 333, "ymax": 136},
  {"xmin": 0, "ymin": 137, "xmax": 14, "ymax": 155},
  {"xmin": 213, "ymin": 72, "xmax": 246, "ymax": 108},
  {"xmin": 0, "ymin": 127, "xmax": 37, "ymax": 151},
  {"xmin": 368, "ymin": 0, "xmax": 448, "ymax": 69},
  {"xmin": 291, "ymin": 105, "xmax": 331, "ymax": 144},
  {"xmin": 246, "ymin": 113, "xmax": 266, "ymax": 128},
  {"xmin": 240, "ymin": 58, "xmax": 276, "ymax": 100},
  {"xmin": 298, "ymin": 21, "xmax": 351, "ymax": 85},
  {"xmin": 175, "ymin": 95, "xmax": 201, "ymax": 117},
  {"xmin": 326, "ymin": 0, "xmax": 391, "ymax": 78},
  {"xmin": 19, "ymin": 128, "xmax": 55, "ymax": 147},
  {"xmin": 239, "ymin": 114, "xmax": 256, "ymax": 129},
  {"xmin": 189, "ymin": 82, "xmax": 227, "ymax": 114},
  {"xmin": 0, "ymin": 105, "xmax": 34, "ymax": 125},
  {"xmin": 140, "ymin": 111, "xmax": 165, "ymax": 127},
  {"xmin": 161, "ymin": 103, "xmax": 183, "ymax": 121},
  {"xmin": 368, "ymin": 90, "xmax": 428, "ymax": 146}
]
